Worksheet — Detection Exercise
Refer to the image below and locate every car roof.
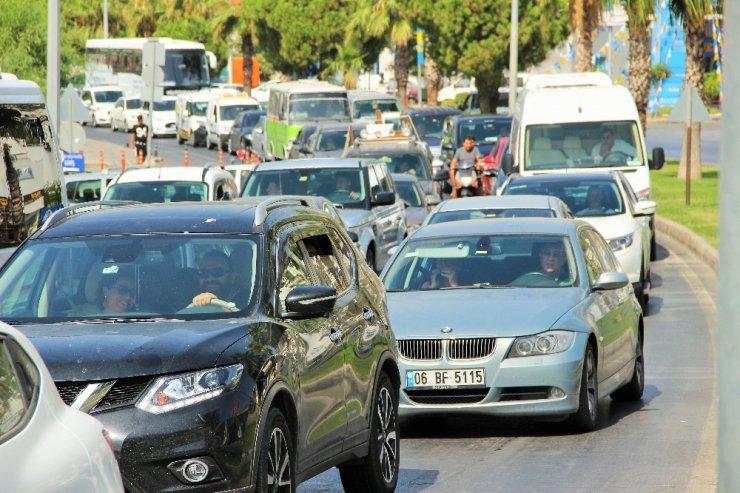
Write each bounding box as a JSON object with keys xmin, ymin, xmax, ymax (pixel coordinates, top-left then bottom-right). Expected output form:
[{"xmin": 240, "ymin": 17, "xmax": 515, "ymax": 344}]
[
  {"xmin": 346, "ymin": 141, "xmax": 422, "ymax": 155},
  {"xmin": 64, "ymin": 172, "xmax": 119, "ymax": 183},
  {"xmin": 436, "ymin": 194, "xmax": 564, "ymax": 212},
  {"xmin": 348, "ymin": 90, "xmax": 398, "ymax": 101},
  {"xmin": 253, "ymin": 158, "xmax": 366, "ymax": 171},
  {"xmin": 412, "ymin": 217, "xmax": 577, "ymax": 240},
  {"xmin": 112, "ymin": 166, "xmax": 228, "ymax": 183},
  {"xmin": 451, "ymin": 114, "xmax": 512, "ymax": 123},
  {"xmin": 406, "ymin": 107, "xmax": 461, "ymax": 116}
]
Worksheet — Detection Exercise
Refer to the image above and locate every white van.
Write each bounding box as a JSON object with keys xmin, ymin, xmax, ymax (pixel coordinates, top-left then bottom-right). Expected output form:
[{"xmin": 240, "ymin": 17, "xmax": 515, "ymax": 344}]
[
  {"xmin": 175, "ymin": 92, "xmax": 212, "ymax": 146},
  {"xmin": 0, "ymin": 79, "xmax": 66, "ymax": 262},
  {"xmin": 501, "ymin": 72, "xmax": 665, "ymax": 258},
  {"xmin": 205, "ymin": 93, "xmax": 261, "ymax": 150},
  {"xmin": 142, "ymin": 96, "xmax": 177, "ymax": 137},
  {"xmin": 80, "ymin": 85, "xmax": 125, "ymax": 127}
]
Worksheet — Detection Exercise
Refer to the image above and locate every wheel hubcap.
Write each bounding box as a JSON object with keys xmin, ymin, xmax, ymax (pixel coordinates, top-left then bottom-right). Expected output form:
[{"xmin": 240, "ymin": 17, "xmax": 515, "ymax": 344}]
[
  {"xmin": 376, "ymin": 387, "xmax": 398, "ymax": 484},
  {"xmin": 266, "ymin": 427, "xmax": 291, "ymax": 493}
]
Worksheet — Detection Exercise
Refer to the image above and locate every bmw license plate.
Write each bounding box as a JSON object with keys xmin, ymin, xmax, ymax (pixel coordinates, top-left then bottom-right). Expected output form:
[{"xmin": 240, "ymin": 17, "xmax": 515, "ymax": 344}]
[{"xmin": 405, "ymin": 368, "xmax": 485, "ymax": 389}]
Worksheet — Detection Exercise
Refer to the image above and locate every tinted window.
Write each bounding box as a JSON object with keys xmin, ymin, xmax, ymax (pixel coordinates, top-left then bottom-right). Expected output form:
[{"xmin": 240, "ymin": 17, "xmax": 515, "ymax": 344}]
[
  {"xmin": 104, "ymin": 181, "xmax": 208, "ymax": 203},
  {"xmin": 503, "ymin": 178, "xmax": 624, "ymax": 217},
  {"xmin": 302, "ymin": 234, "xmax": 349, "ymax": 292},
  {"xmin": 93, "ymin": 90, "xmax": 124, "ymax": 103},
  {"xmin": 244, "ymin": 168, "xmax": 366, "ymax": 208},
  {"xmin": 66, "ymin": 178, "xmax": 103, "ymax": 203},
  {"xmin": 456, "ymin": 119, "xmax": 511, "ymax": 145},
  {"xmin": 279, "ymin": 240, "xmax": 313, "ymax": 312},
  {"xmin": 395, "ymin": 181, "xmax": 423, "ymax": 207},
  {"xmin": 316, "ymin": 130, "xmax": 348, "ymax": 151},
  {"xmin": 127, "ymin": 99, "xmax": 142, "ymax": 110},
  {"xmin": 220, "ymin": 104, "xmax": 260, "ymax": 121},
  {"xmin": 361, "ymin": 152, "xmax": 430, "ymax": 179}
]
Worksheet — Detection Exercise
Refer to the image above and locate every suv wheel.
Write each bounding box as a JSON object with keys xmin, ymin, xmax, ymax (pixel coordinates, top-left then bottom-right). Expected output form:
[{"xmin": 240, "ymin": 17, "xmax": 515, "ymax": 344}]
[
  {"xmin": 339, "ymin": 373, "xmax": 399, "ymax": 493},
  {"xmin": 255, "ymin": 408, "xmax": 294, "ymax": 493}
]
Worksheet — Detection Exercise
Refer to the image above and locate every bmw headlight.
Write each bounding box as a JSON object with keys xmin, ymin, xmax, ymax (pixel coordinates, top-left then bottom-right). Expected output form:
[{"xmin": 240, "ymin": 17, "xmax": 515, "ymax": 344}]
[
  {"xmin": 507, "ymin": 331, "xmax": 575, "ymax": 358},
  {"xmin": 608, "ymin": 232, "xmax": 634, "ymax": 252},
  {"xmin": 136, "ymin": 364, "xmax": 243, "ymax": 414}
]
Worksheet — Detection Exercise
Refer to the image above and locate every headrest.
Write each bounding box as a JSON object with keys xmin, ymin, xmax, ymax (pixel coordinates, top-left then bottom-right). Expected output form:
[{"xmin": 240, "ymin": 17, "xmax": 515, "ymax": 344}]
[
  {"xmin": 533, "ymin": 137, "xmax": 552, "ymax": 150},
  {"xmin": 563, "ymin": 135, "xmax": 583, "ymax": 149}
]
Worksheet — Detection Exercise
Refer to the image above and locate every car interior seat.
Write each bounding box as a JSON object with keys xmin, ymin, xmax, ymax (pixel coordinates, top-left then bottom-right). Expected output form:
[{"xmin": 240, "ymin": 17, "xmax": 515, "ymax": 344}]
[
  {"xmin": 528, "ymin": 137, "xmax": 567, "ymax": 168},
  {"xmin": 562, "ymin": 135, "xmax": 587, "ymax": 159}
]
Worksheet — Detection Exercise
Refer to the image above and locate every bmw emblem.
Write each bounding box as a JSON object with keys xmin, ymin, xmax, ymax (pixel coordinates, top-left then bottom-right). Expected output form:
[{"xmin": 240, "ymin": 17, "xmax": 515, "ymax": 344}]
[{"xmin": 441, "ymin": 327, "xmax": 453, "ymax": 334}]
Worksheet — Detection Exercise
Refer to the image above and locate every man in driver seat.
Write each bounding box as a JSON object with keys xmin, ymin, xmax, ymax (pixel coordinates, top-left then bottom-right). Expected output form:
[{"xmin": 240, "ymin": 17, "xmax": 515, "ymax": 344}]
[
  {"xmin": 191, "ymin": 250, "xmax": 243, "ymax": 309},
  {"xmin": 591, "ymin": 127, "xmax": 636, "ymax": 163},
  {"xmin": 535, "ymin": 241, "xmax": 570, "ymax": 285}
]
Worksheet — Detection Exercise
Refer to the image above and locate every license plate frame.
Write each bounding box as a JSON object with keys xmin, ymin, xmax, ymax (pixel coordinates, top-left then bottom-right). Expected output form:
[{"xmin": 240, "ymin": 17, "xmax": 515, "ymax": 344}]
[{"xmin": 405, "ymin": 368, "xmax": 485, "ymax": 389}]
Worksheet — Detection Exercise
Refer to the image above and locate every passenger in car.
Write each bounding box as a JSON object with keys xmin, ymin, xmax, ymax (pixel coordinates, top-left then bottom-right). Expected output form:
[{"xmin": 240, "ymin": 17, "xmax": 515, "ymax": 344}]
[
  {"xmin": 422, "ymin": 258, "xmax": 463, "ymax": 289},
  {"xmin": 98, "ymin": 272, "xmax": 136, "ymax": 313}
]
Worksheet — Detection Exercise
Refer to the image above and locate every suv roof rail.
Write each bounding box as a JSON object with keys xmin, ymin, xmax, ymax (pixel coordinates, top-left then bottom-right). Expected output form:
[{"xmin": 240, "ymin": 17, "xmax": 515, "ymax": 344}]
[
  {"xmin": 40, "ymin": 201, "xmax": 141, "ymax": 232},
  {"xmin": 253, "ymin": 197, "xmax": 311, "ymax": 227}
]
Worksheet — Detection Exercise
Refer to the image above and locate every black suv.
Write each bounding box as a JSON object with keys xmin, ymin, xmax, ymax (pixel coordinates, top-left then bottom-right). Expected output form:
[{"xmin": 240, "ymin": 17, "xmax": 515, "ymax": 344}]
[{"xmin": 0, "ymin": 200, "xmax": 400, "ymax": 492}]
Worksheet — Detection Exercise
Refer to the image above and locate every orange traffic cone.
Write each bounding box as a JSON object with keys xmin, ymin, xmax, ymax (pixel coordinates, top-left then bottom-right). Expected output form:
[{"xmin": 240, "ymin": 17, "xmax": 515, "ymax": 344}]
[
  {"xmin": 121, "ymin": 148, "xmax": 126, "ymax": 171},
  {"xmin": 99, "ymin": 150, "xmax": 105, "ymax": 172},
  {"xmin": 184, "ymin": 147, "xmax": 189, "ymax": 167},
  {"xmin": 218, "ymin": 146, "xmax": 224, "ymax": 166}
]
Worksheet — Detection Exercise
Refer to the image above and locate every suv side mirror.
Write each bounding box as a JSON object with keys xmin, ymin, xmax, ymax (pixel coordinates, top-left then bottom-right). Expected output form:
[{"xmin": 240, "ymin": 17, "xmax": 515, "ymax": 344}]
[
  {"xmin": 372, "ymin": 191, "xmax": 396, "ymax": 206},
  {"xmin": 649, "ymin": 147, "xmax": 665, "ymax": 170},
  {"xmin": 254, "ymin": 126, "xmax": 263, "ymax": 134},
  {"xmin": 433, "ymin": 169, "xmax": 450, "ymax": 181},
  {"xmin": 501, "ymin": 153, "xmax": 514, "ymax": 175},
  {"xmin": 283, "ymin": 286, "xmax": 337, "ymax": 319}
]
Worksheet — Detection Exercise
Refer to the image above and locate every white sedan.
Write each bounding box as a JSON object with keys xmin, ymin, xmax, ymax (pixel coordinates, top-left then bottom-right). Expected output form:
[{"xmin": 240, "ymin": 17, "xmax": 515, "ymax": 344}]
[
  {"xmin": 501, "ymin": 170, "xmax": 654, "ymax": 307},
  {"xmin": 0, "ymin": 321, "xmax": 123, "ymax": 493}
]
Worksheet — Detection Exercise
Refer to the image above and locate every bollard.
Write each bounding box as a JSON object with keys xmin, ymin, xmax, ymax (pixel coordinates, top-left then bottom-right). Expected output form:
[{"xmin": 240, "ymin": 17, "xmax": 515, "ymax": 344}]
[
  {"xmin": 183, "ymin": 145, "xmax": 189, "ymax": 167},
  {"xmin": 218, "ymin": 145, "xmax": 224, "ymax": 166},
  {"xmin": 99, "ymin": 150, "xmax": 105, "ymax": 172},
  {"xmin": 137, "ymin": 148, "xmax": 144, "ymax": 165},
  {"xmin": 121, "ymin": 148, "xmax": 126, "ymax": 171},
  {"xmin": 153, "ymin": 143, "xmax": 158, "ymax": 158}
]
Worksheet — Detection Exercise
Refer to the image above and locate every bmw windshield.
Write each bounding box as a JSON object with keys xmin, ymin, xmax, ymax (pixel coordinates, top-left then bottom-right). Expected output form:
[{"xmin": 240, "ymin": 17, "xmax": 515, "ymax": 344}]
[{"xmin": 0, "ymin": 235, "xmax": 259, "ymax": 324}]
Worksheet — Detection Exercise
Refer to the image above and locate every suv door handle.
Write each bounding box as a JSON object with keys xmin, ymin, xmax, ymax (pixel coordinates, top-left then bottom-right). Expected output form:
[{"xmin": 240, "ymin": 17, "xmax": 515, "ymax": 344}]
[
  {"xmin": 362, "ymin": 307, "xmax": 375, "ymax": 321},
  {"xmin": 329, "ymin": 328, "xmax": 343, "ymax": 343}
]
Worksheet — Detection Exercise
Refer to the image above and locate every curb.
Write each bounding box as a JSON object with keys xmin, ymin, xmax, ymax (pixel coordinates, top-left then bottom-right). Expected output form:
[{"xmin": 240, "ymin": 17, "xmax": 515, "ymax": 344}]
[{"xmin": 655, "ymin": 215, "xmax": 718, "ymax": 273}]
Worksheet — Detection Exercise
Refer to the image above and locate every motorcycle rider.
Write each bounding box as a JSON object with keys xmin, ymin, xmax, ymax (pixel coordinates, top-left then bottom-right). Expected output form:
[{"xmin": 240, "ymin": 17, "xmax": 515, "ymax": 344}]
[{"xmin": 449, "ymin": 134, "xmax": 483, "ymax": 198}]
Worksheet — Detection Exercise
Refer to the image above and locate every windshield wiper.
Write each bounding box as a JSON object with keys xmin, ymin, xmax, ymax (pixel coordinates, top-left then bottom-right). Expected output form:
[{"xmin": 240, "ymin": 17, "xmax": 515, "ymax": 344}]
[{"xmin": 67, "ymin": 316, "xmax": 185, "ymax": 324}]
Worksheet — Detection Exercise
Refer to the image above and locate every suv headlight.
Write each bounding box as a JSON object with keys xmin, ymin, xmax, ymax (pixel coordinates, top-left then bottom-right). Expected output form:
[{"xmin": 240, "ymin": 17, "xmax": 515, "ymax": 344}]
[
  {"xmin": 608, "ymin": 232, "xmax": 634, "ymax": 252},
  {"xmin": 507, "ymin": 331, "xmax": 575, "ymax": 358},
  {"xmin": 136, "ymin": 363, "xmax": 243, "ymax": 414}
]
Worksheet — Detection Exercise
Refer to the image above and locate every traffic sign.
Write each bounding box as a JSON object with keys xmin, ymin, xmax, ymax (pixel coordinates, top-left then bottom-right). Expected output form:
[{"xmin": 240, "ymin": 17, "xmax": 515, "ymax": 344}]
[
  {"xmin": 62, "ymin": 152, "xmax": 85, "ymax": 172},
  {"xmin": 668, "ymin": 85, "xmax": 711, "ymax": 123},
  {"xmin": 142, "ymin": 40, "xmax": 165, "ymax": 103},
  {"xmin": 58, "ymin": 122, "xmax": 86, "ymax": 152},
  {"xmin": 416, "ymin": 28, "xmax": 425, "ymax": 66},
  {"xmin": 59, "ymin": 84, "xmax": 91, "ymax": 123}
]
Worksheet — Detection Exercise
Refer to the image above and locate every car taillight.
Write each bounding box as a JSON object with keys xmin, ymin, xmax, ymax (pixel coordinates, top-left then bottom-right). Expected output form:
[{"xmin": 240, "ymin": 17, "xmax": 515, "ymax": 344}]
[{"xmin": 102, "ymin": 428, "xmax": 115, "ymax": 454}]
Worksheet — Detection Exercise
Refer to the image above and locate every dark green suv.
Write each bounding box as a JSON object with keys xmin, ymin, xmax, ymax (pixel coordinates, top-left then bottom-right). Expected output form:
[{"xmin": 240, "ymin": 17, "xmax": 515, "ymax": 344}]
[{"xmin": 0, "ymin": 199, "xmax": 400, "ymax": 493}]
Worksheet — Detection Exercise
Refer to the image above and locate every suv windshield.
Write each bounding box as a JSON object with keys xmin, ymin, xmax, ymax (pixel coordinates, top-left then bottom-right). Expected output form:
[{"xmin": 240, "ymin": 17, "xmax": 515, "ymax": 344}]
[
  {"xmin": 504, "ymin": 178, "xmax": 624, "ymax": 217},
  {"xmin": 383, "ymin": 234, "xmax": 577, "ymax": 291},
  {"xmin": 524, "ymin": 121, "xmax": 644, "ymax": 170},
  {"xmin": 243, "ymin": 168, "xmax": 366, "ymax": 208},
  {"xmin": 289, "ymin": 96, "xmax": 350, "ymax": 122},
  {"xmin": 0, "ymin": 235, "xmax": 259, "ymax": 323},
  {"xmin": 352, "ymin": 99, "xmax": 400, "ymax": 119},
  {"xmin": 152, "ymin": 100, "xmax": 176, "ymax": 111},
  {"xmin": 104, "ymin": 181, "xmax": 207, "ymax": 203},
  {"xmin": 127, "ymin": 99, "xmax": 142, "ymax": 109},
  {"xmin": 221, "ymin": 104, "xmax": 260, "ymax": 121},
  {"xmin": 94, "ymin": 90, "xmax": 124, "ymax": 103},
  {"xmin": 360, "ymin": 152, "xmax": 430, "ymax": 179},
  {"xmin": 456, "ymin": 119, "xmax": 510, "ymax": 145}
]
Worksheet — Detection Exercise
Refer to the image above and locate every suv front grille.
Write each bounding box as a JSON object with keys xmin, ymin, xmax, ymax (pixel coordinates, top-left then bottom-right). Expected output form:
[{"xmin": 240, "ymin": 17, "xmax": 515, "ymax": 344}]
[
  {"xmin": 398, "ymin": 338, "xmax": 495, "ymax": 361},
  {"xmin": 55, "ymin": 376, "xmax": 153, "ymax": 414}
]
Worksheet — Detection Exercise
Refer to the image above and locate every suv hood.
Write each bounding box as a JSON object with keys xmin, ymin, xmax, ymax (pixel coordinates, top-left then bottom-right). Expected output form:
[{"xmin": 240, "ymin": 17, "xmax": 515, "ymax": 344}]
[
  {"xmin": 338, "ymin": 208, "xmax": 373, "ymax": 227},
  {"xmin": 387, "ymin": 289, "xmax": 583, "ymax": 338},
  {"xmin": 19, "ymin": 320, "xmax": 250, "ymax": 381}
]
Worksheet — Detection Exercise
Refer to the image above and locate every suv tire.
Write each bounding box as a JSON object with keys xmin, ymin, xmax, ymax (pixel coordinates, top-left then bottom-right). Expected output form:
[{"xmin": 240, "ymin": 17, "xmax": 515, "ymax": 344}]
[
  {"xmin": 255, "ymin": 408, "xmax": 294, "ymax": 493},
  {"xmin": 339, "ymin": 373, "xmax": 399, "ymax": 493}
]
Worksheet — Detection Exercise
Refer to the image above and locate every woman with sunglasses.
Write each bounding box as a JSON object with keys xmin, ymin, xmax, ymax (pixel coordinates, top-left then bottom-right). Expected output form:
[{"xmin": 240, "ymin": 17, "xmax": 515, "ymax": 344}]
[{"xmin": 99, "ymin": 272, "xmax": 136, "ymax": 313}]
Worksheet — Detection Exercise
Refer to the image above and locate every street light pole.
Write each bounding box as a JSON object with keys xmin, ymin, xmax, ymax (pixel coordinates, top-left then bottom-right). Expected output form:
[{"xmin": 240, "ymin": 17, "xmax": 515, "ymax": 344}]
[
  {"xmin": 103, "ymin": 0, "xmax": 109, "ymax": 38},
  {"xmin": 47, "ymin": 0, "xmax": 61, "ymax": 137},
  {"xmin": 508, "ymin": 0, "xmax": 519, "ymax": 111}
]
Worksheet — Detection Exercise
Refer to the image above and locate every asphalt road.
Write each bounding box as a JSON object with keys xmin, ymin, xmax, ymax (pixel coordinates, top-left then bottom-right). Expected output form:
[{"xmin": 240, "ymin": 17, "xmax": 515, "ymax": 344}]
[
  {"xmin": 646, "ymin": 119, "xmax": 720, "ymax": 165},
  {"xmin": 297, "ymin": 234, "xmax": 717, "ymax": 492}
]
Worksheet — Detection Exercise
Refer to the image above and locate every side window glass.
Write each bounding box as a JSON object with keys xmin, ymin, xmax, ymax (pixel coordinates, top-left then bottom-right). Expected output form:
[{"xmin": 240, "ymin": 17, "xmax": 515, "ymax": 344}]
[
  {"xmin": 375, "ymin": 165, "xmax": 392, "ymax": 192},
  {"xmin": 578, "ymin": 230, "xmax": 604, "ymax": 284},
  {"xmin": 0, "ymin": 338, "xmax": 38, "ymax": 441},
  {"xmin": 588, "ymin": 230, "xmax": 619, "ymax": 272},
  {"xmin": 327, "ymin": 229, "xmax": 355, "ymax": 285},
  {"xmin": 301, "ymin": 234, "xmax": 348, "ymax": 292},
  {"xmin": 279, "ymin": 240, "xmax": 313, "ymax": 312},
  {"xmin": 368, "ymin": 165, "xmax": 380, "ymax": 198}
]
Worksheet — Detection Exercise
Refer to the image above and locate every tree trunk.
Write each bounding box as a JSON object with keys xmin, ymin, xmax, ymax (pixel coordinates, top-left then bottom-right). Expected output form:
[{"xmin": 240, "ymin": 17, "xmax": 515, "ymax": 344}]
[
  {"xmin": 573, "ymin": 28, "xmax": 594, "ymax": 72},
  {"xmin": 684, "ymin": 17, "xmax": 706, "ymax": 96},
  {"xmin": 242, "ymin": 32, "xmax": 254, "ymax": 96},
  {"xmin": 477, "ymin": 78, "xmax": 500, "ymax": 114},
  {"xmin": 425, "ymin": 57, "xmax": 441, "ymax": 106},
  {"xmin": 394, "ymin": 42, "xmax": 409, "ymax": 108},
  {"xmin": 677, "ymin": 121, "xmax": 703, "ymax": 180},
  {"xmin": 627, "ymin": 17, "xmax": 652, "ymax": 133}
]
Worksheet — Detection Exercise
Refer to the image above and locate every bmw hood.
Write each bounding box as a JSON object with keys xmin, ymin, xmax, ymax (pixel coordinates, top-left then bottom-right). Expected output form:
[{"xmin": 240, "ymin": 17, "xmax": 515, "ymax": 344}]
[
  {"xmin": 387, "ymin": 289, "xmax": 584, "ymax": 338},
  {"xmin": 19, "ymin": 320, "xmax": 251, "ymax": 381},
  {"xmin": 578, "ymin": 214, "xmax": 635, "ymax": 241},
  {"xmin": 338, "ymin": 208, "xmax": 373, "ymax": 228}
]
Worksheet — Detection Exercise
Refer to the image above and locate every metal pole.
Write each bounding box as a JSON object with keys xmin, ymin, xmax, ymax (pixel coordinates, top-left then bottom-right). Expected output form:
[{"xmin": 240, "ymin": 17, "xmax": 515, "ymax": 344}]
[
  {"xmin": 147, "ymin": 47, "xmax": 156, "ymax": 166},
  {"xmin": 719, "ymin": 0, "xmax": 740, "ymax": 489},
  {"xmin": 417, "ymin": 63, "xmax": 423, "ymax": 106},
  {"xmin": 685, "ymin": 86, "xmax": 693, "ymax": 205},
  {"xmin": 47, "ymin": 0, "xmax": 61, "ymax": 137},
  {"xmin": 103, "ymin": 0, "xmax": 108, "ymax": 38},
  {"xmin": 607, "ymin": 26, "xmax": 613, "ymax": 81},
  {"xmin": 508, "ymin": 0, "xmax": 519, "ymax": 111}
]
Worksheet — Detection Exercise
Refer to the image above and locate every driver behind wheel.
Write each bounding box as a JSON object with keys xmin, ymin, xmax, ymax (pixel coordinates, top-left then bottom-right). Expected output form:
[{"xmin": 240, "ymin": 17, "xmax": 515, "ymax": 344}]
[
  {"xmin": 328, "ymin": 172, "xmax": 361, "ymax": 203},
  {"xmin": 591, "ymin": 127, "xmax": 636, "ymax": 163},
  {"xmin": 535, "ymin": 241, "xmax": 569, "ymax": 284},
  {"xmin": 191, "ymin": 250, "xmax": 243, "ymax": 308}
]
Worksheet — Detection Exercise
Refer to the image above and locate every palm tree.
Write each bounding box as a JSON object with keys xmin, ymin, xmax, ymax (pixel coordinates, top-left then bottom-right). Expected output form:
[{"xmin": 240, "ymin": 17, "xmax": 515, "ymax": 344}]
[
  {"xmin": 346, "ymin": 0, "xmax": 414, "ymax": 105},
  {"xmin": 569, "ymin": 0, "xmax": 604, "ymax": 71},
  {"xmin": 669, "ymin": 0, "xmax": 710, "ymax": 179},
  {"xmin": 326, "ymin": 43, "xmax": 365, "ymax": 89},
  {"xmin": 615, "ymin": 0, "xmax": 655, "ymax": 132},
  {"xmin": 212, "ymin": 0, "xmax": 257, "ymax": 95}
]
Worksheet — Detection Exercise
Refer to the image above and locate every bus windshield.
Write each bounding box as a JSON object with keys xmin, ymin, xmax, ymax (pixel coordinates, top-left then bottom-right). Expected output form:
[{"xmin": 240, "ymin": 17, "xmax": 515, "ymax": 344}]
[
  {"xmin": 524, "ymin": 121, "xmax": 644, "ymax": 170},
  {"xmin": 289, "ymin": 96, "xmax": 350, "ymax": 122}
]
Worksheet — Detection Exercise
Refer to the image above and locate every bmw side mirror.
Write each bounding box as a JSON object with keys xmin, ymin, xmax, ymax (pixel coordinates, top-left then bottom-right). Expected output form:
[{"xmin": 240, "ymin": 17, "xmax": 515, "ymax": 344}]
[
  {"xmin": 649, "ymin": 147, "xmax": 665, "ymax": 170},
  {"xmin": 593, "ymin": 271, "xmax": 629, "ymax": 291},
  {"xmin": 283, "ymin": 286, "xmax": 337, "ymax": 319}
]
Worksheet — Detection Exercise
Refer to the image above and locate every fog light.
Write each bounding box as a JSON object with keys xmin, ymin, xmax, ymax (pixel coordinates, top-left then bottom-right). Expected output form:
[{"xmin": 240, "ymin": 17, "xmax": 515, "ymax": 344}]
[
  {"xmin": 182, "ymin": 459, "xmax": 209, "ymax": 483},
  {"xmin": 548, "ymin": 387, "xmax": 566, "ymax": 399}
]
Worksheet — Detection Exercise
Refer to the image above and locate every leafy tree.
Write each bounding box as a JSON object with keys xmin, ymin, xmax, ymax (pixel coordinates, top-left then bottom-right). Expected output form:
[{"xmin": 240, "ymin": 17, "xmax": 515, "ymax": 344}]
[
  {"xmin": 346, "ymin": 0, "xmax": 415, "ymax": 104},
  {"xmin": 419, "ymin": 0, "xmax": 570, "ymax": 113},
  {"xmin": 0, "ymin": 3, "xmax": 48, "ymax": 90}
]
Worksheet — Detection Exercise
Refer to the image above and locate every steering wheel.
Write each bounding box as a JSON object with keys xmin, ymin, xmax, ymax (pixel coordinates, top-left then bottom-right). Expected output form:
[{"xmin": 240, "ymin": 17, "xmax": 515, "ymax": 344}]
[
  {"xmin": 601, "ymin": 150, "xmax": 630, "ymax": 162},
  {"xmin": 511, "ymin": 271, "xmax": 559, "ymax": 287},
  {"xmin": 184, "ymin": 298, "xmax": 239, "ymax": 313}
]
